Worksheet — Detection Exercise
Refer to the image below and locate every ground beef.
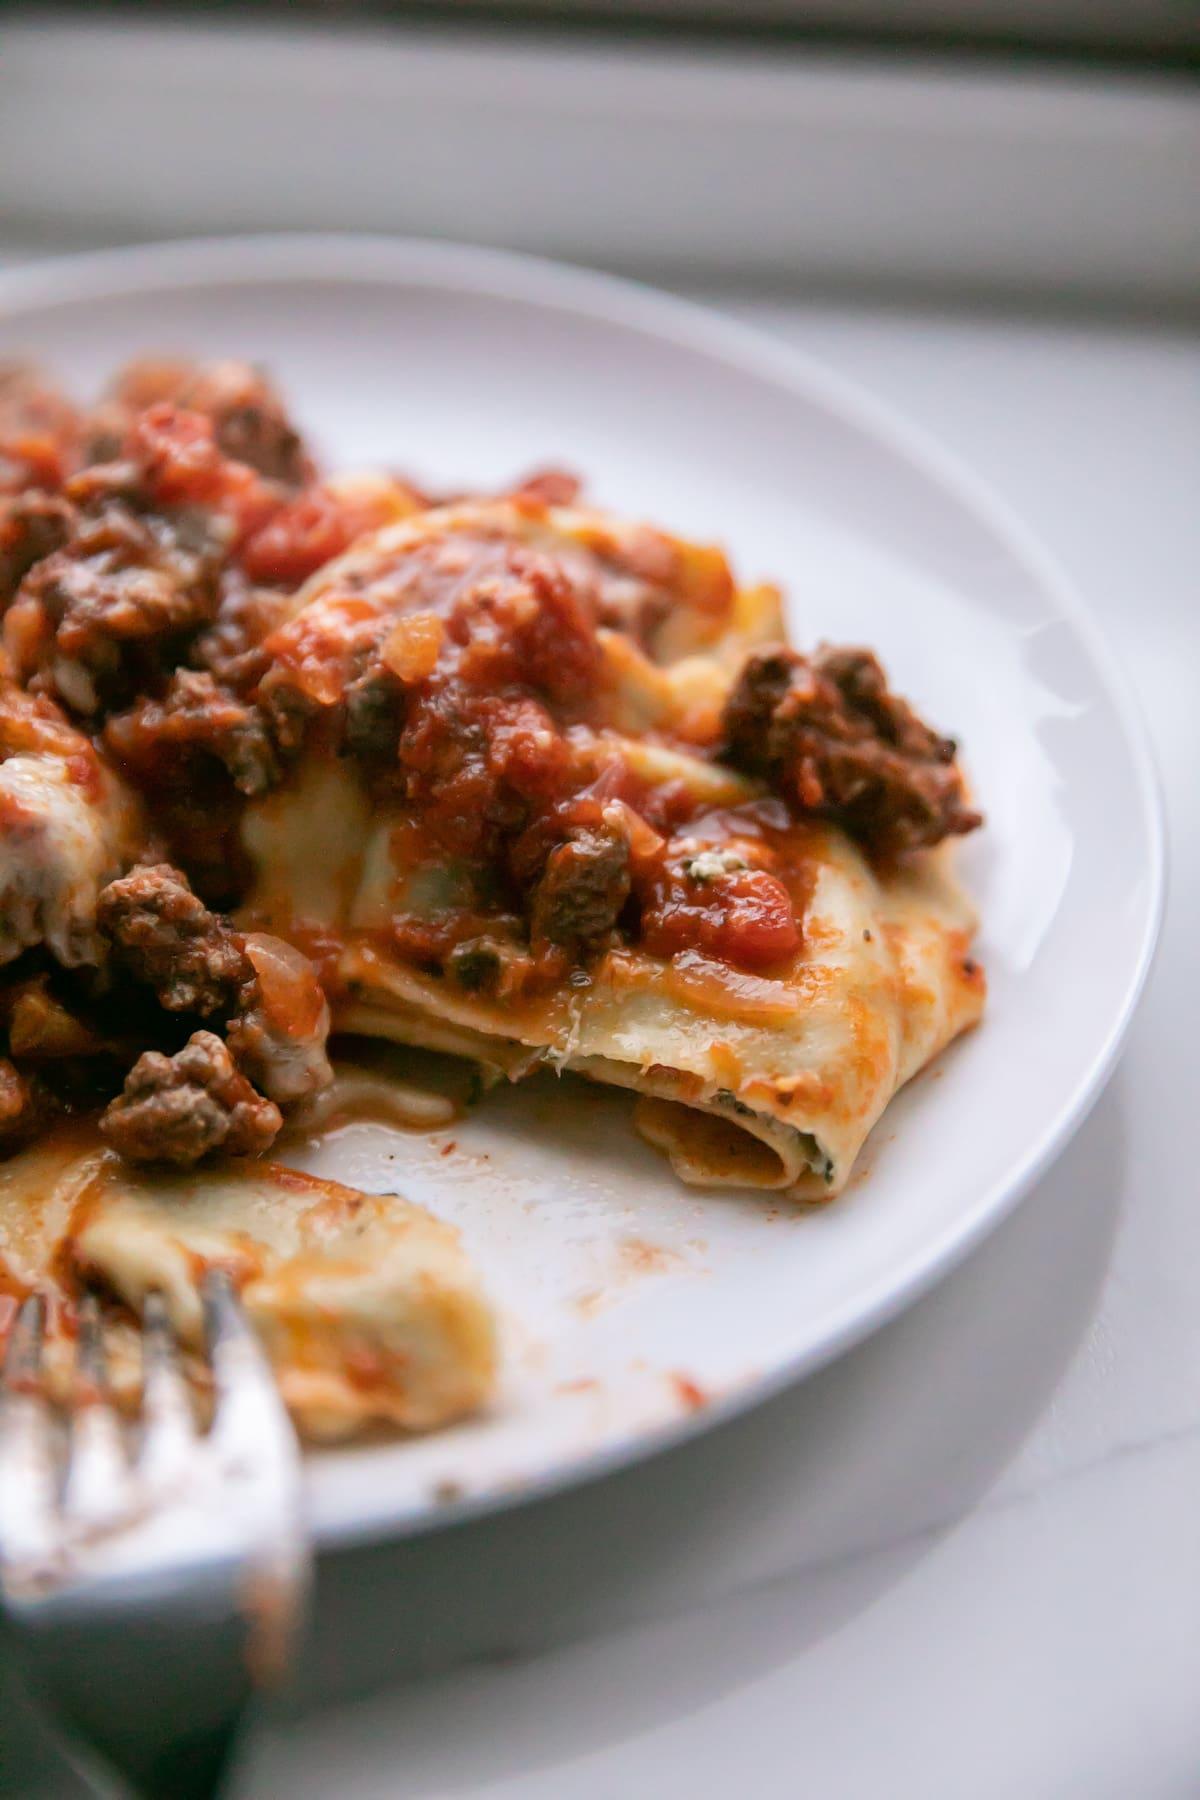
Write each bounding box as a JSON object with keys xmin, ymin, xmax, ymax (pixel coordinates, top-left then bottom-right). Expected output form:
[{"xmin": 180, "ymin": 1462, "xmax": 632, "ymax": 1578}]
[
  {"xmin": 722, "ymin": 645, "xmax": 981, "ymax": 857},
  {"xmin": 40, "ymin": 554, "xmax": 207, "ymax": 669},
  {"xmin": 722, "ymin": 648, "xmax": 803, "ymax": 768},
  {"xmin": 442, "ymin": 933, "xmax": 542, "ymax": 998},
  {"xmin": 97, "ymin": 863, "xmax": 255, "ymax": 1017},
  {"xmin": 78, "ymin": 403, "xmax": 130, "ymax": 469},
  {"xmin": 0, "ymin": 493, "xmax": 76, "ymax": 605},
  {"xmin": 444, "ymin": 937, "xmax": 507, "ymax": 994},
  {"xmin": 1, "ymin": 385, "xmax": 315, "ymax": 722},
  {"xmin": 104, "ymin": 669, "xmax": 281, "ymax": 797},
  {"xmin": 62, "ymin": 459, "xmax": 151, "ymax": 514},
  {"xmin": 189, "ymin": 573, "xmax": 294, "ymax": 690},
  {"xmin": 5, "ymin": 501, "xmax": 224, "ymax": 715},
  {"xmin": 341, "ymin": 666, "xmax": 407, "ymax": 767},
  {"xmin": 100, "ymin": 1029, "xmax": 281, "ymax": 1165},
  {"xmin": 258, "ymin": 682, "xmax": 316, "ymax": 759},
  {"xmin": 528, "ymin": 824, "xmax": 631, "ymax": 954},
  {"xmin": 103, "ymin": 360, "xmax": 313, "ymax": 487},
  {"xmin": 205, "ymin": 395, "xmax": 309, "ymax": 488}
]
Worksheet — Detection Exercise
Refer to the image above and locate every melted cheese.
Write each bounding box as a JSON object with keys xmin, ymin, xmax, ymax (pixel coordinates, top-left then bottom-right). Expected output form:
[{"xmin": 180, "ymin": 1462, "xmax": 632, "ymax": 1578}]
[
  {"xmin": 241, "ymin": 757, "xmax": 373, "ymax": 934},
  {"xmin": 0, "ymin": 753, "xmax": 142, "ymax": 967},
  {"xmin": 281, "ymin": 500, "xmax": 751, "ymax": 665}
]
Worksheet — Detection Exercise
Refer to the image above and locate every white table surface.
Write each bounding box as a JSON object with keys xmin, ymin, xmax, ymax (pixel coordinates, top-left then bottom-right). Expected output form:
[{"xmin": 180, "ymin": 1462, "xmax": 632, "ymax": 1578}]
[{"xmin": 3, "ymin": 280, "xmax": 1197, "ymax": 1800}]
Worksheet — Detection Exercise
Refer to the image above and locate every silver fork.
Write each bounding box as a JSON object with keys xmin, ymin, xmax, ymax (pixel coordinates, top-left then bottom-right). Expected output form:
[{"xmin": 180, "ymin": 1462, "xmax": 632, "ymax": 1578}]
[{"xmin": 0, "ymin": 1275, "xmax": 311, "ymax": 1799}]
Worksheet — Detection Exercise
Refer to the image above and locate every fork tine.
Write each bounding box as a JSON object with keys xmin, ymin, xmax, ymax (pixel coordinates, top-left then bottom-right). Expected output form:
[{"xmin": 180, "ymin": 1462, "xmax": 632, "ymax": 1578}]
[
  {"xmin": 202, "ymin": 1271, "xmax": 309, "ymax": 1682},
  {"xmin": 203, "ymin": 1271, "xmax": 297, "ymax": 1471},
  {"xmin": 61, "ymin": 1295, "xmax": 131, "ymax": 1528},
  {"xmin": 138, "ymin": 1290, "xmax": 198, "ymax": 1487},
  {"xmin": 0, "ymin": 1294, "xmax": 58, "ymax": 1579}
]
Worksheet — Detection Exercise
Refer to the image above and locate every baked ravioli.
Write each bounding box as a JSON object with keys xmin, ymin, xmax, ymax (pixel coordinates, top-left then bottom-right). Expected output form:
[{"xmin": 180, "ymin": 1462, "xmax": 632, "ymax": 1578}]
[
  {"xmin": 239, "ymin": 499, "xmax": 983, "ymax": 1197},
  {"xmin": 0, "ymin": 359, "xmax": 984, "ymax": 1435}
]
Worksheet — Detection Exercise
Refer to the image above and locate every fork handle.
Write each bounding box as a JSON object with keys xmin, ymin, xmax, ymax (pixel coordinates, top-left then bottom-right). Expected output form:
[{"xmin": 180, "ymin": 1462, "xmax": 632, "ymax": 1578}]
[
  {"xmin": 121, "ymin": 1721, "xmax": 246, "ymax": 1800},
  {"xmin": 29, "ymin": 1587, "xmax": 254, "ymax": 1800}
]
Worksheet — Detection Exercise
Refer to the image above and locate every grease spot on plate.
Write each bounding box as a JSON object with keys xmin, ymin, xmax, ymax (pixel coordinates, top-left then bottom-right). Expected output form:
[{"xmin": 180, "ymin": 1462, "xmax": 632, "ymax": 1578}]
[
  {"xmin": 671, "ymin": 1373, "xmax": 708, "ymax": 1411},
  {"xmin": 618, "ymin": 1236, "xmax": 680, "ymax": 1277}
]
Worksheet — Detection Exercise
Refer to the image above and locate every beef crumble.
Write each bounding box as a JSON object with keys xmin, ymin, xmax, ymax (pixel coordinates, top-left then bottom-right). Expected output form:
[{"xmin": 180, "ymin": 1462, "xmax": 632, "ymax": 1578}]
[
  {"xmin": 98, "ymin": 862, "xmax": 333, "ymax": 1107},
  {"xmin": 0, "ymin": 492, "xmax": 75, "ymax": 604},
  {"xmin": 104, "ymin": 669, "xmax": 281, "ymax": 798},
  {"xmin": 189, "ymin": 572, "xmax": 294, "ymax": 690},
  {"xmin": 97, "ymin": 862, "xmax": 255, "ymax": 1018},
  {"xmin": 1, "ymin": 365, "xmax": 320, "ymax": 722},
  {"xmin": 100, "ymin": 1029, "xmax": 282, "ymax": 1165},
  {"xmin": 92, "ymin": 359, "xmax": 314, "ymax": 487},
  {"xmin": 5, "ymin": 486, "xmax": 227, "ymax": 716},
  {"xmin": 341, "ymin": 665, "xmax": 407, "ymax": 767},
  {"xmin": 723, "ymin": 645, "xmax": 980, "ymax": 858},
  {"xmin": 528, "ymin": 824, "xmax": 631, "ymax": 955}
]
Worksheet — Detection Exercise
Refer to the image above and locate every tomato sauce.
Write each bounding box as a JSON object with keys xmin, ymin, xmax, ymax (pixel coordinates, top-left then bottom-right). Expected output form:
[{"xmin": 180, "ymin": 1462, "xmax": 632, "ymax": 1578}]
[{"xmin": 639, "ymin": 862, "xmax": 799, "ymax": 969}]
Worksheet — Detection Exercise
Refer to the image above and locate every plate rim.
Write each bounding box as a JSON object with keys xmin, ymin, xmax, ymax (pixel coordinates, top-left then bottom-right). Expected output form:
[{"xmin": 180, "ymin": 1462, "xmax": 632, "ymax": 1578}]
[{"xmin": 0, "ymin": 233, "xmax": 1167, "ymax": 1547}]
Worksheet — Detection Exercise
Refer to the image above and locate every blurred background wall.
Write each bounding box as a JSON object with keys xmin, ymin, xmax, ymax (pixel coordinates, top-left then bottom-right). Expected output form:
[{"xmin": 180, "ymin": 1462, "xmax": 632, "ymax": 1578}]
[{"xmin": 1, "ymin": 4, "xmax": 1196, "ymax": 315}]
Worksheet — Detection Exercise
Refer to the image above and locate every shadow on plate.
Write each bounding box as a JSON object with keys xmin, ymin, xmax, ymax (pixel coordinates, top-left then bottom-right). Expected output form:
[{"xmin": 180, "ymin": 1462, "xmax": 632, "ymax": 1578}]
[{"xmin": 251, "ymin": 1073, "xmax": 1126, "ymax": 1795}]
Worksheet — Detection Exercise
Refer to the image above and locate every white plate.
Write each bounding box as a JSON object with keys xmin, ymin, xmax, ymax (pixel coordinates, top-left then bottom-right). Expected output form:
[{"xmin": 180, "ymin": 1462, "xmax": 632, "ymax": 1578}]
[{"xmin": 0, "ymin": 237, "xmax": 1164, "ymax": 1547}]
